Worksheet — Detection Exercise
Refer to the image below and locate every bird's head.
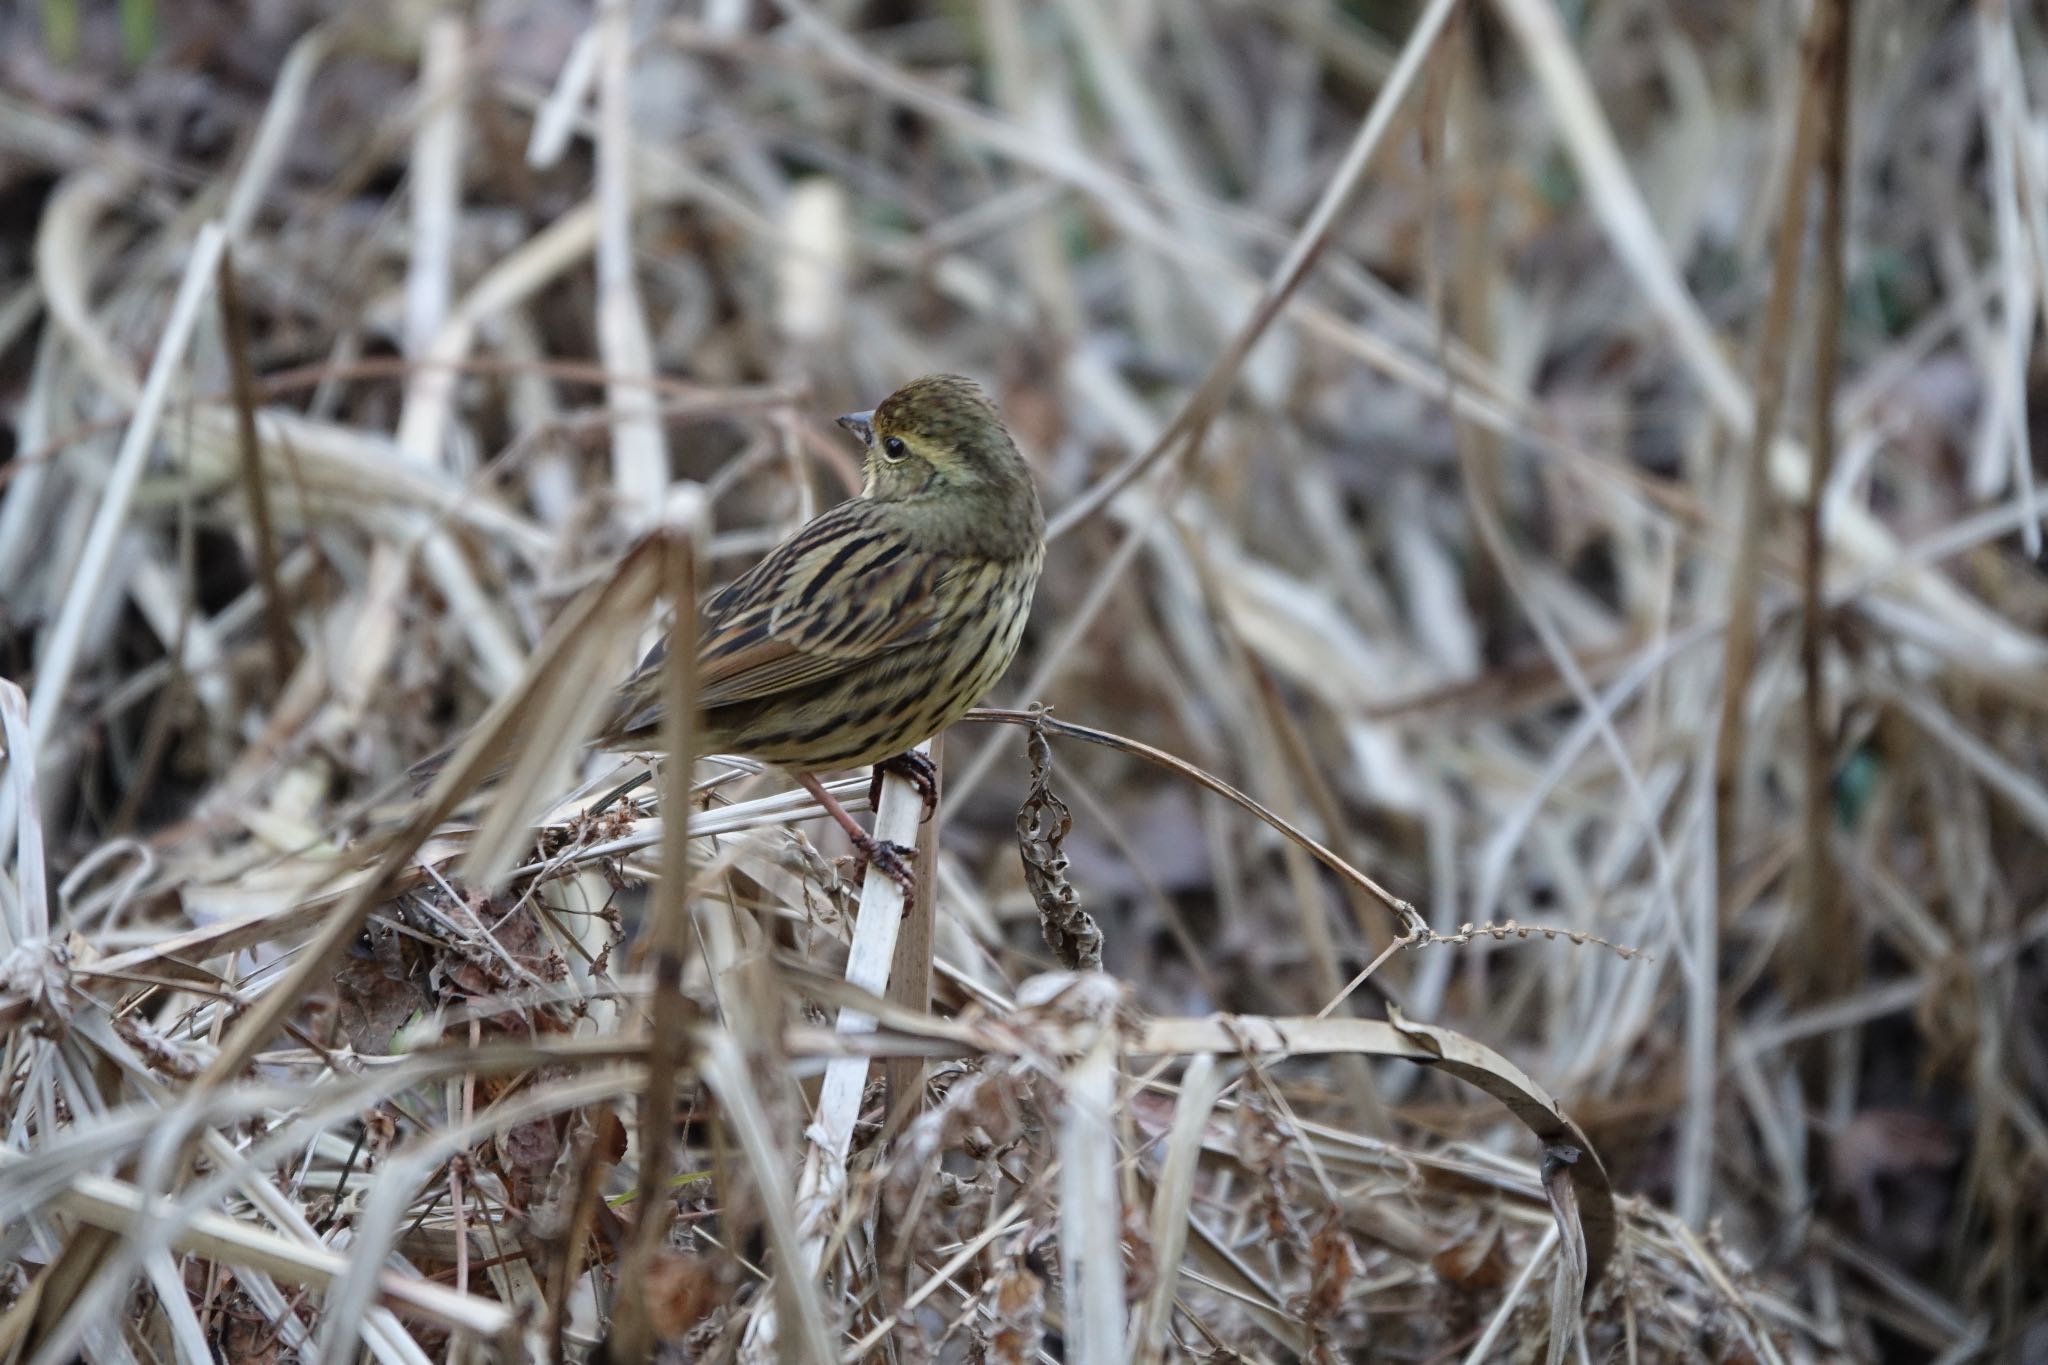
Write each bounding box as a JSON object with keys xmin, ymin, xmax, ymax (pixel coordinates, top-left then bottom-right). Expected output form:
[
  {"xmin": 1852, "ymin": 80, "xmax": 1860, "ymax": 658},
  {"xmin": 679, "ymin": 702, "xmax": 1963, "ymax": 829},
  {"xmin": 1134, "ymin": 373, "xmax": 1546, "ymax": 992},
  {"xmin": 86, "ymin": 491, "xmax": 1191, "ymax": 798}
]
[{"xmin": 838, "ymin": 375, "xmax": 1036, "ymax": 512}]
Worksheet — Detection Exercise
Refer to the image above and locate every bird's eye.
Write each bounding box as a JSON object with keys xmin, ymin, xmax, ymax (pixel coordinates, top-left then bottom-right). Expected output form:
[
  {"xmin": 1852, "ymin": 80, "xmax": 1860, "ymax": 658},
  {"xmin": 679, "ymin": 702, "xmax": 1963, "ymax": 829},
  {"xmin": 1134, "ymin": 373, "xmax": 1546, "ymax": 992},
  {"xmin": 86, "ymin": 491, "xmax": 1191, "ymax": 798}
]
[{"xmin": 882, "ymin": 436, "xmax": 908, "ymax": 460}]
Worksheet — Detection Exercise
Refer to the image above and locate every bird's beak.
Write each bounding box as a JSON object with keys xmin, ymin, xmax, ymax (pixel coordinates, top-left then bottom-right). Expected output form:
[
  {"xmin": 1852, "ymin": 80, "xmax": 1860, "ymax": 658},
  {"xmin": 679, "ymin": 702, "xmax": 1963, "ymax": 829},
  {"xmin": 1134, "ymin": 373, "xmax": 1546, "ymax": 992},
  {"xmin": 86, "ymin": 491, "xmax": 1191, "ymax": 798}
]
[{"xmin": 835, "ymin": 409, "xmax": 874, "ymax": 444}]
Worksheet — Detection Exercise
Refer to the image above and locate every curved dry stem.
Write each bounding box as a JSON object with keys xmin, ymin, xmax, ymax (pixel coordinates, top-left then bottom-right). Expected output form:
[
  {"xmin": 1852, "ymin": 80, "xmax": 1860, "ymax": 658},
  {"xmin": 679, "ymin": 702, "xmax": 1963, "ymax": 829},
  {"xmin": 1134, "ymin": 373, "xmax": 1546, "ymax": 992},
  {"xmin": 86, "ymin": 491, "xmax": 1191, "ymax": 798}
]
[{"xmin": 963, "ymin": 706, "xmax": 1427, "ymax": 940}]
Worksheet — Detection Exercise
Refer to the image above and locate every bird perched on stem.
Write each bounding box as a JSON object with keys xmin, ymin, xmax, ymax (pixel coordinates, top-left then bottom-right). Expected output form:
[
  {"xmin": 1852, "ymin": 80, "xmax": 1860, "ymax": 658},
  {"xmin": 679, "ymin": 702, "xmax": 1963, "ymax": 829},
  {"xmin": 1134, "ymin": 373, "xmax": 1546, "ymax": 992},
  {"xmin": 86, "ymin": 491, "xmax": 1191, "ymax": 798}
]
[{"xmin": 602, "ymin": 374, "xmax": 1045, "ymax": 891}]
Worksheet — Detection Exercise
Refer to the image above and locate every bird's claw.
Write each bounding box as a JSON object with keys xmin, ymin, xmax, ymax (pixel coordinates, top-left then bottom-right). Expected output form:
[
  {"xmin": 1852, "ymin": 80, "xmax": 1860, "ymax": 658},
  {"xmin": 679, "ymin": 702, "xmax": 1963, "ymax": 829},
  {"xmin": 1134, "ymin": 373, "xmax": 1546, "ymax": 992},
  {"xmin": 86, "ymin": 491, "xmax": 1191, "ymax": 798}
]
[
  {"xmin": 852, "ymin": 835, "xmax": 918, "ymax": 899},
  {"xmin": 870, "ymin": 751, "xmax": 940, "ymax": 823}
]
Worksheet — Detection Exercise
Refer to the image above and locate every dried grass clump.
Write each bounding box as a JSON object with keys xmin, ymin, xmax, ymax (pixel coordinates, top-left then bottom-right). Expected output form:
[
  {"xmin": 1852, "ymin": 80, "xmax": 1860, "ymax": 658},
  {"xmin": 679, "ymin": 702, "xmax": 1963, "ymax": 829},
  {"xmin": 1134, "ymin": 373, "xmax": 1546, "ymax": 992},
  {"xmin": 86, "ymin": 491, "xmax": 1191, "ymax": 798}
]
[{"xmin": 2, "ymin": 1, "xmax": 2045, "ymax": 1361}]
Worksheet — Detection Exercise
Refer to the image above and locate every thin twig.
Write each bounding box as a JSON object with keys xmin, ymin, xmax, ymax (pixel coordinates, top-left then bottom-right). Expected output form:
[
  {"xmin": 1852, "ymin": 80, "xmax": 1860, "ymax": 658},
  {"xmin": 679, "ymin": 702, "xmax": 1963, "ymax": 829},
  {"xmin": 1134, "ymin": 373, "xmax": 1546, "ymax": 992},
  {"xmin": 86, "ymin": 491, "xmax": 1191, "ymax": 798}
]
[
  {"xmin": 1712, "ymin": 1, "xmax": 1832, "ymax": 920},
  {"xmin": 216, "ymin": 247, "xmax": 294, "ymax": 683},
  {"xmin": 1800, "ymin": 0, "xmax": 1853, "ymax": 1000},
  {"xmin": 964, "ymin": 707, "xmax": 1426, "ymax": 939}
]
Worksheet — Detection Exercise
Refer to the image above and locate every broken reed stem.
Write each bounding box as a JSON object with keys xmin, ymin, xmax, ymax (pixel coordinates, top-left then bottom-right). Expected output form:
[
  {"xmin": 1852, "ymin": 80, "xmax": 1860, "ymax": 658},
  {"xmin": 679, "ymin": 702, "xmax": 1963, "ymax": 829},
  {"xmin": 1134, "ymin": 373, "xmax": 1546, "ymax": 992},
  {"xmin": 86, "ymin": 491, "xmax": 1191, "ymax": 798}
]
[
  {"xmin": 1712, "ymin": 8, "xmax": 1833, "ymax": 916},
  {"xmin": 1055, "ymin": 985, "xmax": 1126, "ymax": 1365},
  {"xmin": 1800, "ymin": 0, "xmax": 1853, "ymax": 1000},
  {"xmin": 612, "ymin": 493, "xmax": 706, "ymax": 1362},
  {"xmin": 885, "ymin": 732, "xmax": 940, "ymax": 1115},
  {"xmin": 743, "ymin": 741, "xmax": 931, "ymax": 1357}
]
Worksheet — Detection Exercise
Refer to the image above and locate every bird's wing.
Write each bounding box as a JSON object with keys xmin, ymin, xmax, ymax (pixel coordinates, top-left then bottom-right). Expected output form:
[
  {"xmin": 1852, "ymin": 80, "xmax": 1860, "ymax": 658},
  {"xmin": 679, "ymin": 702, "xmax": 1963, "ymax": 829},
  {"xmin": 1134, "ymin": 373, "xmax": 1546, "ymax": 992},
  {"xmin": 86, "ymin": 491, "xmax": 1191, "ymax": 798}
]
[{"xmin": 615, "ymin": 501, "xmax": 948, "ymax": 727}]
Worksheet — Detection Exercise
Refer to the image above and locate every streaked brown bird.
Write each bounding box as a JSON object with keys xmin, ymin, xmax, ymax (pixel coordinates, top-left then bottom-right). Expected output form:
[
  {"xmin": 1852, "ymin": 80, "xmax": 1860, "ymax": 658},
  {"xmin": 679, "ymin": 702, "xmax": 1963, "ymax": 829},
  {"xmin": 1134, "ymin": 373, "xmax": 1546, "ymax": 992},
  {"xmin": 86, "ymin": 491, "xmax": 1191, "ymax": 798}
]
[{"xmin": 602, "ymin": 373, "xmax": 1045, "ymax": 889}]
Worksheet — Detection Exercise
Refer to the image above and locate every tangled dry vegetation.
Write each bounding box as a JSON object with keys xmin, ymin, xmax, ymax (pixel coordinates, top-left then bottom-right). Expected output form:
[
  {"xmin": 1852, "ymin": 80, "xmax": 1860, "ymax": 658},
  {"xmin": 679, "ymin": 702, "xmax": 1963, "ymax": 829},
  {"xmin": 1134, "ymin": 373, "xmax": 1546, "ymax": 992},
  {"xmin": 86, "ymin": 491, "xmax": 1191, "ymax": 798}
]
[{"xmin": 2, "ymin": 0, "xmax": 2046, "ymax": 1361}]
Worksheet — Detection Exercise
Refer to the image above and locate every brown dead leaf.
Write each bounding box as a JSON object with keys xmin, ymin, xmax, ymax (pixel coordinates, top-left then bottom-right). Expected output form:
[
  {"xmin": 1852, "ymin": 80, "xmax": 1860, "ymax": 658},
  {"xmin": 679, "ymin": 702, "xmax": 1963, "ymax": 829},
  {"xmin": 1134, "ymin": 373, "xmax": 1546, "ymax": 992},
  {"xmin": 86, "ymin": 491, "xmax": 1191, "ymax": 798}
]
[
  {"xmin": 1431, "ymin": 1216, "xmax": 1510, "ymax": 1291},
  {"xmin": 331, "ymin": 919, "xmax": 428, "ymax": 1053},
  {"xmin": 1302, "ymin": 1210, "xmax": 1365, "ymax": 1327},
  {"xmin": 985, "ymin": 1253, "xmax": 1045, "ymax": 1365},
  {"xmin": 641, "ymin": 1249, "xmax": 727, "ymax": 1342},
  {"xmin": 496, "ymin": 1113, "xmax": 564, "ymax": 1211}
]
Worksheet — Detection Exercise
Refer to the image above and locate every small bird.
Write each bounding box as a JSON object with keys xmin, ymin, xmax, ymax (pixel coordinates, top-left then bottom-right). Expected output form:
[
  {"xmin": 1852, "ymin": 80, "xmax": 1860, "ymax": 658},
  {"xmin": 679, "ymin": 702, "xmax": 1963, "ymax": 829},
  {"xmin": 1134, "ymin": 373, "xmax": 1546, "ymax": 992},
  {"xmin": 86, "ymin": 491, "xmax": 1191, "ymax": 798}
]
[{"xmin": 602, "ymin": 374, "xmax": 1045, "ymax": 890}]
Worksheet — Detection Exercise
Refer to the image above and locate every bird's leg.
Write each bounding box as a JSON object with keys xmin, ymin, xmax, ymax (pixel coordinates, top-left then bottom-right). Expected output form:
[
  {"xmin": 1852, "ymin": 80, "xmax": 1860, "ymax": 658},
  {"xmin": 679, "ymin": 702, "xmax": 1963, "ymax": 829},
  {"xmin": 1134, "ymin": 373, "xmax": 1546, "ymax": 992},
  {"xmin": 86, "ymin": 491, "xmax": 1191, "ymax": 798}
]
[
  {"xmin": 796, "ymin": 772, "xmax": 916, "ymax": 897},
  {"xmin": 868, "ymin": 750, "xmax": 940, "ymax": 823}
]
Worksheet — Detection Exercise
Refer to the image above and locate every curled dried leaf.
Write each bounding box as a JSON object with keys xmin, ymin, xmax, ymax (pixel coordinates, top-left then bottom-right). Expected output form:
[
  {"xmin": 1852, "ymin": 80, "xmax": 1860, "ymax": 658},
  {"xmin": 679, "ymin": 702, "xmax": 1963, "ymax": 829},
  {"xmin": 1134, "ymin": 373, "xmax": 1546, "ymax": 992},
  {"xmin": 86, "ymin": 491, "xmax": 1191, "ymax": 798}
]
[
  {"xmin": 1016, "ymin": 707, "xmax": 1101, "ymax": 971},
  {"xmin": 1301, "ymin": 1211, "xmax": 1365, "ymax": 1335}
]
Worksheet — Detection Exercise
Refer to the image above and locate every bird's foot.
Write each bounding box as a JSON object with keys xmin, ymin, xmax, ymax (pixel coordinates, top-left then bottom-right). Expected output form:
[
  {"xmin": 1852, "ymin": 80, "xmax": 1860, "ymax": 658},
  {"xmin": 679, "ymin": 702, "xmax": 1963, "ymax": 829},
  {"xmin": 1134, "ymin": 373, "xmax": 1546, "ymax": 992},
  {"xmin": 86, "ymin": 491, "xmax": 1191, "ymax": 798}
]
[
  {"xmin": 870, "ymin": 751, "xmax": 940, "ymax": 823},
  {"xmin": 851, "ymin": 834, "xmax": 918, "ymax": 899}
]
